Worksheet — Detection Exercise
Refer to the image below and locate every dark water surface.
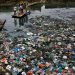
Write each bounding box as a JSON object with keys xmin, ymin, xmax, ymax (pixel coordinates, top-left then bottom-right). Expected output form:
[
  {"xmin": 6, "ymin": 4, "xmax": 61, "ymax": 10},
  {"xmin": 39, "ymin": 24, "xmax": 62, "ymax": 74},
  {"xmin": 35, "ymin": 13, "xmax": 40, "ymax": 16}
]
[{"xmin": 0, "ymin": 5, "xmax": 75, "ymax": 38}]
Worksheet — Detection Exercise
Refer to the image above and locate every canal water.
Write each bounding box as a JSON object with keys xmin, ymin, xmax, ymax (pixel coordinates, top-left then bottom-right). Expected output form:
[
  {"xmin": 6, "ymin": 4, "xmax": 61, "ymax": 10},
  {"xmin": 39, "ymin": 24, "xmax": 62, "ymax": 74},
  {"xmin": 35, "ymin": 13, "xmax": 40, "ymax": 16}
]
[{"xmin": 0, "ymin": 5, "xmax": 75, "ymax": 38}]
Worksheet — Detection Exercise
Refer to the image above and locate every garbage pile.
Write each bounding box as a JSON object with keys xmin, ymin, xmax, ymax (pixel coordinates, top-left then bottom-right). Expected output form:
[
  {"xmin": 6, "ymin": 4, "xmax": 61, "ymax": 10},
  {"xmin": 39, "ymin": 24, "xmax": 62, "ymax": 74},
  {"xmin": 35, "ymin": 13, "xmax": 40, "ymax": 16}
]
[{"xmin": 0, "ymin": 15, "xmax": 75, "ymax": 75}]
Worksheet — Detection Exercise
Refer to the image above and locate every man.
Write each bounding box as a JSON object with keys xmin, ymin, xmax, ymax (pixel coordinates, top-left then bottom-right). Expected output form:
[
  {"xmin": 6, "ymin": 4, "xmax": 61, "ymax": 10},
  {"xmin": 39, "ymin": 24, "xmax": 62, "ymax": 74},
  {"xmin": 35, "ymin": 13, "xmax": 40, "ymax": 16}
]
[{"xmin": 13, "ymin": 7, "xmax": 17, "ymax": 15}]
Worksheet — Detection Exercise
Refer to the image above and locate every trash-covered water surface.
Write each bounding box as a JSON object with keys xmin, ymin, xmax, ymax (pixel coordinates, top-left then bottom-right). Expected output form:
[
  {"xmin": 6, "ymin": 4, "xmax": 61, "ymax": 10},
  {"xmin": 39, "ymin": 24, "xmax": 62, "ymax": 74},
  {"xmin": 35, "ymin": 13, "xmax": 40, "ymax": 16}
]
[{"xmin": 0, "ymin": 6, "xmax": 75, "ymax": 74}]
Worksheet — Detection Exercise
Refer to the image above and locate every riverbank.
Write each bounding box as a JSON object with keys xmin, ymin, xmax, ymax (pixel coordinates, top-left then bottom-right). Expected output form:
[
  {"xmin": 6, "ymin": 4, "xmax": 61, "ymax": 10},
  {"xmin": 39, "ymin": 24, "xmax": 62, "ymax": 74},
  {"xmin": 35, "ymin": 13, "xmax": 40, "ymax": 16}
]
[
  {"xmin": 1, "ymin": 2, "xmax": 75, "ymax": 8},
  {"xmin": 1, "ymin": 2, "xmax": 75, "ymax": 12},
  {"xmin": 0, "ymin": 6, "xmax": 13, "ymax": 12},
  {"xmin": 0, "ymin": 2, "xmax": 15, "ymax": 12},
  {"xmin": 45, "ymin": 2, "xmax": 75, "ymax": 8},
  {"xmin": 30, "ymin": 2, "xmax": 75, "ymax": 9}
]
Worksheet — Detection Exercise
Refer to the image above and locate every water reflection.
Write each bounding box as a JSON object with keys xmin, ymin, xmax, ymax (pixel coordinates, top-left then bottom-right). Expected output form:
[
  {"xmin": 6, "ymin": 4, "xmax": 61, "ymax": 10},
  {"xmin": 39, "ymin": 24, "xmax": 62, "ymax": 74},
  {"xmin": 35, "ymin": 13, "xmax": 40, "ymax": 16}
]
[
  {"xmin": 19, "ymin": 18, "xmax": 24, "ymax": 25},
  {"xmin": 14, "ymin": 15, "xmax": 28, "ymax": 26},
  {"xmin": 14, "ymin": 19, "xmax": 17, "ymax": 26}
]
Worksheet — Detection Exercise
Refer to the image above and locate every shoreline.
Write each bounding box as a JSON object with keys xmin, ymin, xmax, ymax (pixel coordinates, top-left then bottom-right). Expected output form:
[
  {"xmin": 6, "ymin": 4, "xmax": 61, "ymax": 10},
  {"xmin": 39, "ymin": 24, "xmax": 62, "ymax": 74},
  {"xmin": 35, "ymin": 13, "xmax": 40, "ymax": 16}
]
[
  {"xmin": 0, "ymin": 2, "xmax": 75, "ymax": 7},
  {"xmin": 1, "ymin": 2, "xmax": 75, "ymax": 12}
]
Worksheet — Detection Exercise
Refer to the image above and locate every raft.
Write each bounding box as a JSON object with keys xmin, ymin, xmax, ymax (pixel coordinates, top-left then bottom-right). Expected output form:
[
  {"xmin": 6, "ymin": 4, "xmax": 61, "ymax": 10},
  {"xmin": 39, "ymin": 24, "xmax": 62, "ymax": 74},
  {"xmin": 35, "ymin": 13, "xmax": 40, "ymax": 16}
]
[{"xmin": 12, "ymin": 11, "xmax": 31, "ymax": 18}]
